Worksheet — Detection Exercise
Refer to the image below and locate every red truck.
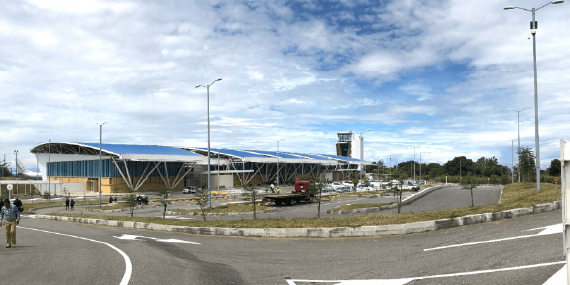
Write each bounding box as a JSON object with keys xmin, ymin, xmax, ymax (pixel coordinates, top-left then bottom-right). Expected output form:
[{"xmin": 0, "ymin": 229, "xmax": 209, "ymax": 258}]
[{"xmin": 262, "ymin": 180, "xmax": 313, "ymax": 206}]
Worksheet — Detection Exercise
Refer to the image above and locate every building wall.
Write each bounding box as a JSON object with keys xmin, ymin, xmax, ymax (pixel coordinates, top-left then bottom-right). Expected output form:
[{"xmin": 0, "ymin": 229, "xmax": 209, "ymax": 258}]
[{"xmin": 48, "ymin": 176, "xmax": 184, "ymax": 194}]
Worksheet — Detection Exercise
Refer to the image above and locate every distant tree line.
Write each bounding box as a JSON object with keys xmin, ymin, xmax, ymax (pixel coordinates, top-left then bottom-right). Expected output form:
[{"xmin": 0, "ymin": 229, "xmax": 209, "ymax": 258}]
[{"xmin": 367, "ymin": 147, "xmax": 562, "ymax": 185}]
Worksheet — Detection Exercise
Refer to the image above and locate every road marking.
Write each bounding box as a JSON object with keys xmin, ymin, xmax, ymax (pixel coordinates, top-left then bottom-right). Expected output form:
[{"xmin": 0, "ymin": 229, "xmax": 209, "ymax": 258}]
[
  {"xmin": 20, "ymin": 226, "xmax": 132, "ymax": 285},
  {"xmin": 113, "ymin": 234, "xmax": 200, "ymax": 244},
  {"xmin": 285, "ymin": 261, "xmax": 565, "ymax": 285},
  {"xmin": 543, "ymin": 264, "xmax": 567, "ymax": 284},
  {"xmin": 424, "ymin": 223, "xmax": 561, "ymax": 251}
]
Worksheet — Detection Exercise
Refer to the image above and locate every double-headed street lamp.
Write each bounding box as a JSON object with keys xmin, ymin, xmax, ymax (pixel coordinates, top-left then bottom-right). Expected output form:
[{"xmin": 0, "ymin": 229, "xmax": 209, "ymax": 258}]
[
  {"xmin": 504, "ymin": 0, "xmax": 564, "ymax": 193},
  {"xmin": 196, "ymin": 78, "xmax": 222, "ymax": 208},
  {"xmin": 508, "ymin": 108, "xmax": 530, "ymax": 183}
]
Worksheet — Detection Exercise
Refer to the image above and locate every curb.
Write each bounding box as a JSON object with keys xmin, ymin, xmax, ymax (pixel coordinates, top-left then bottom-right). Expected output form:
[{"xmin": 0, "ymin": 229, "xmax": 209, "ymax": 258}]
[
  {"xmin": 327, "ymin": 185, "xmax": 447, "ymax": 215},
  {"xmin": 33, "ymin": 200, "xmax": 561, "ymax": 238}
]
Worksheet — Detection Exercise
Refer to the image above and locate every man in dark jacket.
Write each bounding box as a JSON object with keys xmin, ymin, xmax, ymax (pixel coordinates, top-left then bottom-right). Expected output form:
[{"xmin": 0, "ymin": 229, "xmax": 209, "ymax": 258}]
[{"xmin": 13, "ymin": 196, "xmax": 23, "ymax": 212}]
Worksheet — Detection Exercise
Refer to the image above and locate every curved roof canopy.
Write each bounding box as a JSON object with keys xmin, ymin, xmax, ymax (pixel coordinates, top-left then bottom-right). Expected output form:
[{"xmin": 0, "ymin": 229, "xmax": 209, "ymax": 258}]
[{"xmin": 30, "ymin": 143, "xmax": 203, "ymax": 162}]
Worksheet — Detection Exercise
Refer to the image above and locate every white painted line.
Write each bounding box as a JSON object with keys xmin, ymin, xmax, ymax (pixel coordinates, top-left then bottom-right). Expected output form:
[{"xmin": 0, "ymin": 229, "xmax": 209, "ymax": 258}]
[
  {"xmin": 20, "ymin": 226, "xmax": 132, "ymax": 285},
  {"xmin": 113, "ymin": 234, "xmax": 200, "ymax": 244},
  {"xmin": 543, "ymin": 264, "xmax": 567, "ymax": 285},
  {"xmin": 424, "ymin": 223, "xmax": 562, "ymax": 251},
  {"xmin": 285, "ymin": 261, "xmax": 566, "ymax": 285}
]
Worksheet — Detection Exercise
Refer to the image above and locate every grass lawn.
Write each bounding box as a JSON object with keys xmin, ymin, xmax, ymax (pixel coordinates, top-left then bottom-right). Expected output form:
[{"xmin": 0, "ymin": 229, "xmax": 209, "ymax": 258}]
[{"xmin": 48, "ymin": 183, "xmax": 560, "ymax": 228}]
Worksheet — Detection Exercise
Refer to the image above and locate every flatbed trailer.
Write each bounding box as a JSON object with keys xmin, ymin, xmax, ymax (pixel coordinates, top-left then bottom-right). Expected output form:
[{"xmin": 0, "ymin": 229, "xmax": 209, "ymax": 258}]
[{"xmin": 262, "ymin": 193, "xmax": 311, "ymax": 205}]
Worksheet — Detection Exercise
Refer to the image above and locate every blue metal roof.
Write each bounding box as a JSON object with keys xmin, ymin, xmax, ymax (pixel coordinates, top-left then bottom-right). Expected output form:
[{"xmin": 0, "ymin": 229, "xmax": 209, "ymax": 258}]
[
  {"xmin": 79, "ymin": 143, "xmax": 201, "ymax": 156},
  {"xmin": 244, "ymin": 150, "xmax": 300, "ymax": 159},
  {"xmin": 193, "ymin": 147, "xmax": 266, "ymax": 158},
  {"xmin": 282, "ymin": 152, "xmax": 328, "ymax": 161},
  {"xmin": 316, "ymin": 153, "xmax": 362, "ymax": 162}
]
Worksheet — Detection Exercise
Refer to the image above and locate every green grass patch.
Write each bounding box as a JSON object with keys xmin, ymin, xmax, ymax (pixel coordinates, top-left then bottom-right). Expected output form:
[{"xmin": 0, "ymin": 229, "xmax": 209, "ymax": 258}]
[
  {"xmin": 48, "ymin": 183, "xmax": 560, "ymax": 228},
  {"xmin": 171, "ymin": 204, "xmax": 270, "ymax": 215},
  {"xmin": 330, "ymin": 202, "xmax": 397, "ymax": 211}
]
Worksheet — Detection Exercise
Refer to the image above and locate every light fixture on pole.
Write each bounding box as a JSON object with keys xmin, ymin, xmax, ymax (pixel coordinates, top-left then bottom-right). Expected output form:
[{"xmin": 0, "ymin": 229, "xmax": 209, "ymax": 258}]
[
  {"xmin": 504, "ymin": 0, "xmax": 564, "ymax": 193},
  {"xmin": 276, "ymin": 139, "xmax": 284, "ymax": 187},
  {"xmin": 97, "ymin": 122, "xmax": 107, "ymax": 206},
  {"xmin": 508, "ymin": 108, "xmax": 530, "ymax": 183},
  {"xmin": 196, "ymin": 78, "xmax": 222, "ymax": 208},
  {"xmin": 357, "ymin": 130, "xmax": 370, "ymax": 181},
  {"xmin": 13, "ymin": 150, "xmax": 19, "ymax": 177}
]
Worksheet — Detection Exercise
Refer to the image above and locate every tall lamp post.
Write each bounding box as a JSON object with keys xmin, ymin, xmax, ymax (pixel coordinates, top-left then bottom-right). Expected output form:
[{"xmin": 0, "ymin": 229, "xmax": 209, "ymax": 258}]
[
  {"xmin": 504, "ymin": 0, "xmax": 564, "ymax": 193},
  {"xmin": 196, "ymin": 78, "xmax": 222, "ymax": 208},
  {"xmin": 508, "ymin": 108, "xmax": 530, "ymax": 183},
  {"xmin": 2, "ymin": 153, "xmax": 9, "ymax": 178},
  {"xmin": 13, "ymin": 150, "xmax": 19, "ymax": 177},
  {"xmin": 358, "ymin": 130, "xmax": 370, "ymax": 181},
  {"xmin": 47, "ymin": 139, "xmax": 51, "ymax": 202},
  {"xmin": 97, "ymin": 122, "xmax": 107, "ymax": 206},
  {"xmin": 276, "ymin": 139, "xmax": 284, "ymax": 187},
  {"xmin": 413, "ymin": 146, "xmax": 419, "ymax": 181},
  {"xmin": 418, "ymin": 152, "xmax": 421, "ymax": 181}
]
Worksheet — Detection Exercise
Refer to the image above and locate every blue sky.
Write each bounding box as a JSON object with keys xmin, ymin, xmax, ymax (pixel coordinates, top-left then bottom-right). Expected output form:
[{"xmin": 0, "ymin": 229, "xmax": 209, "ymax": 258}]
[{"xmin": 1, "ymin": 0, "xmax": 569, "ymax": 171}]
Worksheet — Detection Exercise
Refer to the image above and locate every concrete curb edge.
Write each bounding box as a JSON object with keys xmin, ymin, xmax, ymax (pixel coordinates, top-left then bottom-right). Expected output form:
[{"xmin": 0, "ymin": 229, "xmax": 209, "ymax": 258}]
[{"xmin": 33, "ymin": 200, "xmax": 561, "ymax": 238}]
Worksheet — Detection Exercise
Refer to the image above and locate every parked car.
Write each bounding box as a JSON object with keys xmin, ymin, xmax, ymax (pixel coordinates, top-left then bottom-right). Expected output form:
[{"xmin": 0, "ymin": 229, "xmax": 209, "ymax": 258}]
[
  {"xmin": 356, "ymin": 184, "xmax": 373, "ymax": 191},
  {"xmin": 183, "ymin": 186, "xmax": 198, "ymax": 194}
]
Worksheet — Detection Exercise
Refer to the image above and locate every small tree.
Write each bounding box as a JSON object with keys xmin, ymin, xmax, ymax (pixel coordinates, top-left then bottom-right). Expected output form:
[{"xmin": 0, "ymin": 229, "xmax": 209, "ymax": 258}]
[
  {"xmin": 125, "ymin": 188, "xmax": 138, "ymax": 218},
  {"xmin": 195, "ymin": 189, "xmax": 209, "ymax": 221},
  {"xmin": 242, "ymin": 184, "xmax": 259, "ymax": 219},
  {"xmin": 461, "ymin": 177, "xmax": 478, "ymax": 207},
  {"xmin": 158, "ymin": 187, "xmax": 170, "ymax": 219},
  {"xmin": 308, "ymin": 181, "xmax": 325, "ymax": 218}
]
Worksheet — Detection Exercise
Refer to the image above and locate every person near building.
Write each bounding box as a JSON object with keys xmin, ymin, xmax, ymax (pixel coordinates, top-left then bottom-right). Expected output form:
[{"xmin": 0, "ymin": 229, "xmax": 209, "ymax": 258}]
[
  {"xmin": 65, "ymin": 198, "xmax": 70, "ymax": 211},
  {"xmin": 13, "ymin": 196, "xmax": 23, "ymax": 213},
  {"xmin": 70, "ymin": 199, "xmax": 75, "ymax": 210},
  {"xmin": 1, "ymin": 199, "xmax": 20, "ymax": 248}
]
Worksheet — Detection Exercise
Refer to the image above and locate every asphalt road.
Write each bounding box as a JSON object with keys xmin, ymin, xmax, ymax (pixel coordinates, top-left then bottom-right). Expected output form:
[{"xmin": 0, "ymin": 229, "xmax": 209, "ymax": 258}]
[{"xmin": 4, "ymin": 208, "xmax": 564, "ymax": 284}]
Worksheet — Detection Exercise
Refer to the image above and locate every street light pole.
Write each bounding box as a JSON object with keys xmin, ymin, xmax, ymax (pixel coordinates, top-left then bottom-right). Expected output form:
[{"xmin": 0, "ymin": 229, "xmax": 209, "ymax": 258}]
[
  {"xmin": 508, "ymin": 108, "xmax": 530, "ymax": 183},
  {"xmin": 276, "ymin": 139, "xmax": 283, "ymax": 187},
  {"xmin": 2, "ymin": 153, "xmax": 10, "ymax": 178},
  {"xmin": 196, "ymin": 78, "xmax": 222, "ymax": 208},
  {"xmin": 48, "ymin": 139, "xmax": 51, "ymax": 203},
  {"xmin": 358, "ymin": 130, "xmax": 370, "ymax": 181},
  {"xmin": 13, "ymin": 150, "xmax": 19, "ymax": 177},
  {"xmin": 504, "ymin": 0, "xmax": 564, "ymax": 193},
  {"xmin": 97, "ymin": 122, "xmax": 107, "ymax": 206}
]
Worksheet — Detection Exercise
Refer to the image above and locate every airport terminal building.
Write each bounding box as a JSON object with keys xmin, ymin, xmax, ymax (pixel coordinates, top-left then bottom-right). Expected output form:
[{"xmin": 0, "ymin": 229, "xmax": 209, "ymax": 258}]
[{"xmin": 30, "ymin": 138, "xmax": 371, "ymax": 194}]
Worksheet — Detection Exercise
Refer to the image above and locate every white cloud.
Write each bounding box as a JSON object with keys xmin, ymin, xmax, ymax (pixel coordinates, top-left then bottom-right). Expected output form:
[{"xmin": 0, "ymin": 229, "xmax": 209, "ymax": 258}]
[{"xmin": 2, "ymin": 0, "xmax": 570, "ymax": 171}]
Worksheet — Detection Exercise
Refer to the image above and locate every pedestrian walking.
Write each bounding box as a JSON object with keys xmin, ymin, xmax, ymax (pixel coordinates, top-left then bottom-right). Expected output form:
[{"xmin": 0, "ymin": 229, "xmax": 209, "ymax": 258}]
[
  {"xmin": 109, "ymin": 196, "xmax": 113, "ymax": 204},
  {"xmin": 70, "ymin": 199, "xmax": 75, "ymax": 211},
  {"xmin": 14, "ymin": 196, "xmax": 23, "ymax": 212},
  {"xmin": 65, "ymin": 198, "xmax": 70, "ymax": 211},
  {"xmin": 1, "ymin": 199, "xmax": 20, "ymax": 248}
]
